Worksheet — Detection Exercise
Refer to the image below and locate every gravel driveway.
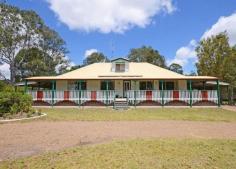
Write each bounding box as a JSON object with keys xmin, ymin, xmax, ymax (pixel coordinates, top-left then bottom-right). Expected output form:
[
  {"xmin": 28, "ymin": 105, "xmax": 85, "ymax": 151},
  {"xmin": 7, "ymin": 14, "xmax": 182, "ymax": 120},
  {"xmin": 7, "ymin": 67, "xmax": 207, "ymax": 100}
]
[{"xmin": 1, "ymin": 120, "xmax": 236, "ymax": 161}]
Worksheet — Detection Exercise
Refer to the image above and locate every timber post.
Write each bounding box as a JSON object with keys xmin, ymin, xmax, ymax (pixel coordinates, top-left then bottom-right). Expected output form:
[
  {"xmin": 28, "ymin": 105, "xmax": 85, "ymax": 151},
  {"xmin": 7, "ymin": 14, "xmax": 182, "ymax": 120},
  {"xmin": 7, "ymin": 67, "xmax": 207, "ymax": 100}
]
[
  {"xmin": 161, "ymin": 80, "xmax": 164, "ymax": 107},
  {"xmin": 189, "ymin": 80, "xmax": 192, "ymax": 107}
]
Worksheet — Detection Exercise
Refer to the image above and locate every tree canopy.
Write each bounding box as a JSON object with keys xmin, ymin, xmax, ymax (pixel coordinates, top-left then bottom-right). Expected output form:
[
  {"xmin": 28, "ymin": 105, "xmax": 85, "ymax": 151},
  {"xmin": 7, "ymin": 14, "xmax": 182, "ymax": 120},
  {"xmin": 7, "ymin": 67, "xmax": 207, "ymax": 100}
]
[
  {"xmin": 196, "ymin": 32, "xmax": 232, "ymax": 79},
  {"xmin": 0, "ymin": 3, "xmax": 69, "ymax": 83},
  {"xmin": 127, "ymin": 46, "xmax": 166, "ymax": 67},
  {"xmin": 83, "ymin": 52, "xmax": 109, "ymax": 65},
  {"xmin": 168, "ymin": 63, "xmax": 183, "ymax": 74},
  {"xmin": 195, "ymin": 32, "xmax": 236, "ymax": 103},
  {"xmin": 14, "ymin": 48, "xmax": 58, "ymax": 80}
]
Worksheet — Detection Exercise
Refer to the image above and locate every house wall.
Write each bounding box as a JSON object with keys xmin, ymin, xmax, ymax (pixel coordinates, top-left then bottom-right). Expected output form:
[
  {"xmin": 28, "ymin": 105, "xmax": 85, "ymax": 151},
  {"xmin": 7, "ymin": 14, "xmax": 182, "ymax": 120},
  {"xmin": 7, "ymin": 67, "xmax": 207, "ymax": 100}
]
[
  {"xmin": 55, "ymin": 79, "xmax": 187, "ymax": 91},
  {"xmin": 115, "ymin": 80, "xmax": 123, "ymax": 96},
  {"xmin": 131, "ymin": 80, "xmax": 139, "ymax": 90},
  {"xmin": 154, "ymin": 80, "xmax": 159, "ymax": 90},
  {"xmin": 87, "ymin": 80, "xmax": 100, "ymax": 90},
  {"xmin": 131, "ymin": 80, "xmax": 158, "ymax": 90},
  {"xmin": 56, "ymin": 80, "xmax": 68, "ymax": 90},
  {"xmin": 178, "ymin": 80, "xmax": 187, "ymax": 90}
]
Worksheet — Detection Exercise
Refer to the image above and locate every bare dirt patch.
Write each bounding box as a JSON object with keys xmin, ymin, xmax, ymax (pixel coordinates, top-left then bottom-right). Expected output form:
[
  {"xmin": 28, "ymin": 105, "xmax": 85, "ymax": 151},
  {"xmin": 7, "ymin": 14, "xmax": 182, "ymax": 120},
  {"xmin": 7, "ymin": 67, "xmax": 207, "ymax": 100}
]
[
  {"xmin": 0, "ymin": 120, "xmax": 236, "ymax": 161},
  {"xmin": 222, "ymin": 105, "xmax": 236, "ymax": 112}
]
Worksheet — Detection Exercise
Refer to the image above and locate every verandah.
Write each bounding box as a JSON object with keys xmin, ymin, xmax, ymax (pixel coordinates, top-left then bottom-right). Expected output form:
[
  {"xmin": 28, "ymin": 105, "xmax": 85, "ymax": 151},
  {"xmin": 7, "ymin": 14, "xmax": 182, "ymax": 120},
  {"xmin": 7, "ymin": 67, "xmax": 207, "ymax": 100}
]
[{"xmin": 24, "ymin": 79, "xmax": 221, "ymax": 107}]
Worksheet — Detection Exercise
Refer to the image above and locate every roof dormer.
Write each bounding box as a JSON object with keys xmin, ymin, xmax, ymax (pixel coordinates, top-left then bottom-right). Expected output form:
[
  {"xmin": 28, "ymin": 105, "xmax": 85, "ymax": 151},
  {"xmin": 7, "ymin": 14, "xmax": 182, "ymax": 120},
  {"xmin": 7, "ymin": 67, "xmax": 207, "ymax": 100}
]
[{"xmin": 111, "ymin": 58, "xmax": 129, "ymax": 72}]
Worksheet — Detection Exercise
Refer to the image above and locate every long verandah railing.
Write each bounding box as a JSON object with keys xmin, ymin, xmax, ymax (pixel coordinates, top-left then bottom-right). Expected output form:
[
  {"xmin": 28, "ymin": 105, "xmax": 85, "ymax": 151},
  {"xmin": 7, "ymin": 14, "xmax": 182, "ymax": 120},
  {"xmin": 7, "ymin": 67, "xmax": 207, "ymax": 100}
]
[
  {"xmin": 126, "ymin": 90, "xmax": 218, "ymax": 105},
  {"xmin": 27, "ymin": 90, "xmax": 219, "ymax": 106}
]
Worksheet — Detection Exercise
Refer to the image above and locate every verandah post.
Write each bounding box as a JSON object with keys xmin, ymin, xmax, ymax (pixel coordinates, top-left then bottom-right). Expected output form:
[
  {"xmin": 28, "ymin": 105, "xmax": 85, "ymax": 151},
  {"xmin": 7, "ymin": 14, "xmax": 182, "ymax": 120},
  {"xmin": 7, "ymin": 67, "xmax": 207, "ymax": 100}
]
[
  {"xmin": 51, "ymin": 80, "xmax": 56, "ymax": 107},
  {"xmin": 161, "ymin": 80, "xmax": 164, "ymax": 107},
  {"xmin": 106, "ymin": 80, "xmax": 109, "ymax": 106},
  {"xmin": 216, "ymin": 79, "xmax": 220, "ymax": 107},
  {"xmin": 188, "ymin": 80, "xmax": 192, "ymax": 107},
  {"xmin": 78, "ymin": 80, "xmax": 82, "ymax": 107},
  {"xmin": 134, "ymin": 80, "xmax": 137, "ymax": 108}
]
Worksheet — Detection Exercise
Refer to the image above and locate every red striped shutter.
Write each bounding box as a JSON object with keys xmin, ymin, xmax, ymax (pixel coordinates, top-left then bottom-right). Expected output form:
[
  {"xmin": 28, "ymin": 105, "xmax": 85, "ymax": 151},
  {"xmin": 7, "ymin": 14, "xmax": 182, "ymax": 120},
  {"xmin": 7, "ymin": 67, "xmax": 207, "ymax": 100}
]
[
  {"xmin": 37, "ymin": 91, "xmax": 43, "ymax": 101},
  {"xmin": 91, "ymin": 91, "xmax": 97, "ymax": 101},
  {"xmin": 64, "ymin": 91, "xmax": 70, "ymax": 101},
  {"xmin": 173, "ymin": 90, "xmax": 179, "ymax": 101},
  {"xmin": 146, "ymin": 91, "xmax": 152, "ymax": 101},
  {"xmin": 201, "ymin": 91, "xmax": 208, "ymax": 101}
]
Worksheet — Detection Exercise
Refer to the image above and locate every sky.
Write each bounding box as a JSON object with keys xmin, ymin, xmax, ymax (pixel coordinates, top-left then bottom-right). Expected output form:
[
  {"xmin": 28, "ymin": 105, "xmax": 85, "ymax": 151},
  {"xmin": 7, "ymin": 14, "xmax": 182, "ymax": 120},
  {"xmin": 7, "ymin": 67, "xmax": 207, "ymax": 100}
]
[{"xmin": 1, "ymin": 0, "xmax": 236, "ymax": 78}]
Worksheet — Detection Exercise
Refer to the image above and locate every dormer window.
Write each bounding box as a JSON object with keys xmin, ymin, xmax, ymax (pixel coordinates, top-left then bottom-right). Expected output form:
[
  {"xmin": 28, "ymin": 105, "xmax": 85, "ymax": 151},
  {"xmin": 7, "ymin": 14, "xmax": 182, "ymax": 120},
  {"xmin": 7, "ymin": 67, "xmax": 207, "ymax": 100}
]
[
  {"xmin": 115, "ymin": 63, "xmax": 125, "ymax": 72},
  {"xmin": 111, "ymin": 58, "xmax": 129, "ymax": 72}
]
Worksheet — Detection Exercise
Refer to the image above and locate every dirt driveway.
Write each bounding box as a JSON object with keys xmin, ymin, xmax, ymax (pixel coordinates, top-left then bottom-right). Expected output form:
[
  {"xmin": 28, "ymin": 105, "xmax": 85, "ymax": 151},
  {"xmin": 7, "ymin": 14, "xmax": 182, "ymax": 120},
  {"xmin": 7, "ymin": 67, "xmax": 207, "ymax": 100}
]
[{"xmin": 1, "ymin": 120, "xmax": 236, "ymax": 161}]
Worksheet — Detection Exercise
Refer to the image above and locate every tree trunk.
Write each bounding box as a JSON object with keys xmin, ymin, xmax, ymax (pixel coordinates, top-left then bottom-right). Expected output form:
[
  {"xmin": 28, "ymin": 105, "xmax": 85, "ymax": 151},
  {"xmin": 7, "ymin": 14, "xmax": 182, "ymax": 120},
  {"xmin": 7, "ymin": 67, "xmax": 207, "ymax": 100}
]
[{"xmin": 10, "ymin": 63, "xmax": 16, "ymax": 83}]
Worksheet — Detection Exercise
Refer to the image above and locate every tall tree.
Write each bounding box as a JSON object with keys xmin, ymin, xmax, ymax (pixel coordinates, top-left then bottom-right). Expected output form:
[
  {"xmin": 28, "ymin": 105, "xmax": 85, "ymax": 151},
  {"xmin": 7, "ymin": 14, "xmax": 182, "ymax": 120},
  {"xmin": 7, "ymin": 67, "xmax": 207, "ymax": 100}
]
[
  {"xmin": 222, "ymin": 47, "xmax": 236, "ymax": 104},
  {"xmin": 0, "ymin": 3, "xmax": 69, "ymax": 83},
  {"xmin": 196, "ymin": 32, "xmax": 236, "ymax": 104},
  {"xmin": 168, "ymin": 63, "xmax": 183, "ymax": 74},
  {"xmin": 195, "ymin": 32, "xmax": 231, "ymax": 79},
  {"xmin": 15, "ymin": 48, "xmax": 57, "ymax": 79},
  {"xmin": 0, "ymin": 3, "xmax": 43, "ymax": 82},
  {"xmin": 83, "ymin": 52, "xmax": 108, "ymax": 65},
  {"xmin": 39, "ymin": 25, "xmax": 69, "ymax": 74},
  {"xmin": 127, "ymin": 46, "xmax": 166, "ymax": 67}
]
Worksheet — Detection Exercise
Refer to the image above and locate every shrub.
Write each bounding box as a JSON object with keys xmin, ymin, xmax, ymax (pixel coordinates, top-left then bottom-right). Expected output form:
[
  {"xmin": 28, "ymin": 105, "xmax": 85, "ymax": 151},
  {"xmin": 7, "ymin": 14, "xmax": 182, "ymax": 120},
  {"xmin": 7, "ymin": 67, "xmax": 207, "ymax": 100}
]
[
  {"xmin": 0, "ymin": 91, "xmax": 33, "ymax": 117},
  {"xmin": 0, "ymin": 81, "xmax": 14, "ymax": 92}
]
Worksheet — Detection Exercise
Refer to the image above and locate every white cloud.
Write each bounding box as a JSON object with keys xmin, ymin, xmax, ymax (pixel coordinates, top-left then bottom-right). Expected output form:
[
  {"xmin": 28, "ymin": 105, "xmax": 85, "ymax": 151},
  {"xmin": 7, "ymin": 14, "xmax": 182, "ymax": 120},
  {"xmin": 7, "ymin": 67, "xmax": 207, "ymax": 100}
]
[
  {"xmin": 47, "ymin": 0, "xmax": 175, "ymax": 33},
  {"xmin": 84, "ymin": 49, "xmax": 98, "ymax": 58},
  {"xmin": 168, "ymin": 39, "xmax": 197, "ymax": 66},
  {"xmin": 170, "ymin": 12, "xmax": 236, "ymax": 71},
  {"xmin": 202, "ymin": 13, "xmax": 236, "ymax": 45},
  {"xmin": 0, "ymin": 63, "xmax": 10, "ymax": 80}
]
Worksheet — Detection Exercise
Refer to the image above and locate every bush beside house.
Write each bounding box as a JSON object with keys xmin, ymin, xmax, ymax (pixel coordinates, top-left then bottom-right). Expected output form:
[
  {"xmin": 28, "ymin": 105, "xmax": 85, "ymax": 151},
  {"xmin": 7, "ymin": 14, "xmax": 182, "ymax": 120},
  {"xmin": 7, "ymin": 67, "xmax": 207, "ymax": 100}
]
[{"xmin": 0, "ymin": 81, "xmax": 37, "ymax": 119}]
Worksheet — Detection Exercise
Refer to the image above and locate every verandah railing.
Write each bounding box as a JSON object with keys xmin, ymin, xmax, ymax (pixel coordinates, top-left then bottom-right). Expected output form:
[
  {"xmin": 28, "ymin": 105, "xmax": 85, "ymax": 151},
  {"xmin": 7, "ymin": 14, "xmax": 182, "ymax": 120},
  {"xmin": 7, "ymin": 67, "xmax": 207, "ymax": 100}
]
[
  {"xmin": 126, "ymin": 90, "xmax": 218, "ymax": 105},
  {"xmin": 28, "ymin": 90, "xmax": 219, "ymax": 106},
  {"xmin": 28, "ymin": 90, "xmax": 116, "ymax": 105}
]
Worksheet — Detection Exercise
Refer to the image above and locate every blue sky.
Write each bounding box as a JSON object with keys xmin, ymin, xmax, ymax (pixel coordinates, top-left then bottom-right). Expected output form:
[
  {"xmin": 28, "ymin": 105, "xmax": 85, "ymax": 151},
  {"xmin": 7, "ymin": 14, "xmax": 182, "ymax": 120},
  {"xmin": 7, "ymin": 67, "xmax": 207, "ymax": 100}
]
[{"xmin": 5, "ymin": 0, "xmax": 236, "ymax": 73}]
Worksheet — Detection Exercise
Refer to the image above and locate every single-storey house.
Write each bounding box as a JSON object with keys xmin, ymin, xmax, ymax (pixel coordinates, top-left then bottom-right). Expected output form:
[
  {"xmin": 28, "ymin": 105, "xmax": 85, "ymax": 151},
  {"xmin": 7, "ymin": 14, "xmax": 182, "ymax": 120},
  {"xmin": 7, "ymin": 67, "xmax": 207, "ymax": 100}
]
[{"xmin": 25, "ymin": 58, "xmax": 220, "ymax": 107}]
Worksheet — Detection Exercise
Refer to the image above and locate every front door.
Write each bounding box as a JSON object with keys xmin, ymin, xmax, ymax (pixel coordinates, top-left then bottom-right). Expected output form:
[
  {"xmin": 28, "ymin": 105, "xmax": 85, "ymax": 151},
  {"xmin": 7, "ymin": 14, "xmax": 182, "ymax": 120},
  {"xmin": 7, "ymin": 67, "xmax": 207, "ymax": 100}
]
[{"xmin": 123, "ymin": 80, "xmax": 131, "ymax": 97}]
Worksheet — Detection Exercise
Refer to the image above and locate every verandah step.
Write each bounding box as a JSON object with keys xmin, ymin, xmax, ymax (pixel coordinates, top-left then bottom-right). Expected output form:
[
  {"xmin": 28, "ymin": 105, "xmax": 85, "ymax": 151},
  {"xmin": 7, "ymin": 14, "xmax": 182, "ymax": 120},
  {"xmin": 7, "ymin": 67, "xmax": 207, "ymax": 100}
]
[{"xmin": 114, "ymin": 98, "xmax": 129, "ymax": 110}]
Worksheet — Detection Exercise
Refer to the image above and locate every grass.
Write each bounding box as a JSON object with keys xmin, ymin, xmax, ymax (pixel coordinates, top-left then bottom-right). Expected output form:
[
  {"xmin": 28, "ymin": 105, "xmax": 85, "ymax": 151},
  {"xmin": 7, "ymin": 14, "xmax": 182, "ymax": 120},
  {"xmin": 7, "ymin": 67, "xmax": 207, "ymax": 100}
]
[
  {"xmin": 1, "ymin": 139, "xmax": 236, "ymax": 169},
  {"xmin": 37, "ymin": 107, "xmax": 236, "ymax": 122}
]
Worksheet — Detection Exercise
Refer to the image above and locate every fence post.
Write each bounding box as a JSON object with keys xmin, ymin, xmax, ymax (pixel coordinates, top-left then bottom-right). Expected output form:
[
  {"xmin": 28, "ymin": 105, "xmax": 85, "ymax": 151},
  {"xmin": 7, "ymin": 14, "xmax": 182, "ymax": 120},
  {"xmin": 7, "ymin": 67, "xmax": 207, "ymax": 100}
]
[
  {"xmin": 217, "ymin": 79, "xmax": 220, "ymax": 107},
  {"xmin": 189, "ymin": 80, "xmax": 192, "ymax": 107}
]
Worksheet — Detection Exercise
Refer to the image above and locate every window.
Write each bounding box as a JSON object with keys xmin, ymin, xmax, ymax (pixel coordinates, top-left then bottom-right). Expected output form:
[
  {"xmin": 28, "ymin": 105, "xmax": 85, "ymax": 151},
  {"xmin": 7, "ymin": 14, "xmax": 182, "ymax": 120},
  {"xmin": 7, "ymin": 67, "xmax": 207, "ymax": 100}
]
[
  {"xmin": 139, "ymin": 81, "xmax": 153, "ymax": 90},
  {"xmin": 159, "ymin": 81, "xmax": 174, "ymax": 90},
  {"xmin": 166, "ymin": 82, "xmax": 174, "ymax": 90},
  {"xmin": 101, "ymin": 81, "xmax": 115, "ymax": 90},
  {"xmin": 115, "ymin": 63, "xmax": 125, "ymax": 72},
  {"xmin": 68, "ymin": 81, "xmax": 76, "ymax": 90},
  {"xmin": 78, "ymin": 82, "xmax": 87, "ymax": 90},
  {"xmin": 68, "ymin": 81, "xmax": 86, "ymax": 90}
]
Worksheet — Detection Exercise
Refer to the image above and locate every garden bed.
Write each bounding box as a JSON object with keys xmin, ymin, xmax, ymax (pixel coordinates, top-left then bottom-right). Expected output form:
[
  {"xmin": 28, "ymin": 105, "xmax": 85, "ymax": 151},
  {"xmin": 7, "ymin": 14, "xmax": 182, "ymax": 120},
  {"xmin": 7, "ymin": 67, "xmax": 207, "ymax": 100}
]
[{"xmin": 0, "ymin": 112, "xmax": 46, "ymax": 123}]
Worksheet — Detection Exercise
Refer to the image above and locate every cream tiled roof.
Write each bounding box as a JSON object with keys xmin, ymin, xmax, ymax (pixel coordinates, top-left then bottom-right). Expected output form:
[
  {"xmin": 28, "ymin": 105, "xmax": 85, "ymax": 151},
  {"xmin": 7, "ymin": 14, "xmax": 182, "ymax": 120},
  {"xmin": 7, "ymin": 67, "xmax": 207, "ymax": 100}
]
[{"xmin": 26, "ymin": 62, "xmax": 217, "ymax": 80}]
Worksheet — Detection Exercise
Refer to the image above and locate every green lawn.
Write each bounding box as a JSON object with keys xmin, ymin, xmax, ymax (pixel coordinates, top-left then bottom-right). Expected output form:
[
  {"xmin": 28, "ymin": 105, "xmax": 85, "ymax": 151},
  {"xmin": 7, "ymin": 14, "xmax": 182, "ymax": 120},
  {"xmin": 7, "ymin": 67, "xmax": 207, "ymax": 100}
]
[
  {"xmin": 1, "ymin": 139, "xmax": 236, "ymax": 169},
  {"xmin": 38, "ymin": 107, "xmax": 236, "ymax": 122}
]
